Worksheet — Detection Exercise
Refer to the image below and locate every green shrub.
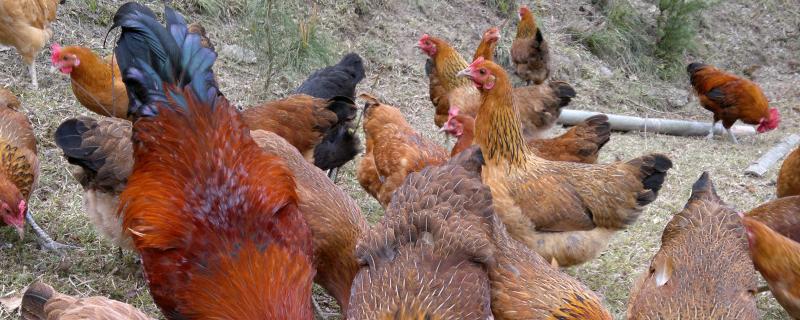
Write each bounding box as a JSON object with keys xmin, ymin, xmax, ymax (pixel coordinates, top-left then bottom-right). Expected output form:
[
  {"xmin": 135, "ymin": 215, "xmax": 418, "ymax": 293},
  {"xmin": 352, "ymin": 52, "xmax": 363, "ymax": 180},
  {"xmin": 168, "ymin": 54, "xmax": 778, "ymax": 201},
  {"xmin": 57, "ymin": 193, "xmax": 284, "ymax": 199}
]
[
  {"xmin": 655, "ymin": 0, "xmax": 709, "ymax": 77},
  {"xmin": 483, "ymin": 0, "xmax": 517, "ymax": 17},
  {"xmin": 579, "ymin": 0, "xmax": 656, "ymax": 75}
]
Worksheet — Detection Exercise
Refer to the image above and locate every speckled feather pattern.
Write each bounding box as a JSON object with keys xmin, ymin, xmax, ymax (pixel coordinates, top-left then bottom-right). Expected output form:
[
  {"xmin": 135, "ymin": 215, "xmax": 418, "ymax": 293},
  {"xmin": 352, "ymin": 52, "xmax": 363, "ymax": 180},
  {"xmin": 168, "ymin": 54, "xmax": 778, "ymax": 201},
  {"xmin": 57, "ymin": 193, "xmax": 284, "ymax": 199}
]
[
  {"xmin": 0, "ymin": 90, "xmax": 39, "ymax": 202},
  {"xmin": 627, "ymin": 174, "xmax": 758, "ymax": 319}
]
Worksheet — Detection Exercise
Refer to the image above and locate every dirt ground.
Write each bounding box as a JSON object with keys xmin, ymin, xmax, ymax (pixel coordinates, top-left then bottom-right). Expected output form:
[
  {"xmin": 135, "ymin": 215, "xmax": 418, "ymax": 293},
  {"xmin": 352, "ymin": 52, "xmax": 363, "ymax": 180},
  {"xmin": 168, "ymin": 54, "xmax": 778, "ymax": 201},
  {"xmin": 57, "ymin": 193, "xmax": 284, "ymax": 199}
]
[{"xmin": 1, "ymin": 0, "xmax": 798, "ymax": 319}]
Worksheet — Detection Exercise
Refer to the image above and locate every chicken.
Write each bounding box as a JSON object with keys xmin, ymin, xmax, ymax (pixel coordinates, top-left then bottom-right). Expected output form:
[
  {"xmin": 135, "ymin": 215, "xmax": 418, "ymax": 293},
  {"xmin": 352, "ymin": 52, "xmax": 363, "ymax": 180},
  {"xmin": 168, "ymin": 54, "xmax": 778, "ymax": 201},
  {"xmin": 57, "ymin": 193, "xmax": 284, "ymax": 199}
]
[
  {"xmin": 295, "ymin": 52, "xmax": 365, "ymax": 101},
  {"xmin": 54, "ymin": 116, "xmax": 133, "ymax": 250},
  {"xmin": 20, "ymin": 281, "xmax": 152, "ymax": 320},
  {"xmin": 742, "ymin": 217, "xmax": 800, "ymax": 319},
  {"xmin": 687, "ymin": 62, "xmax": 780, "ymax": 143},
  {"xmin": 356, "ymin": 93, "xmax": 449, "ymax": 207},
  {"xmin": 456, "ymin": 57, "xmax": 672, "ymax": 266},
  {"xmin": 778, "ymin": 146, "xmax": 800, "ymax": 197},
  {"xmin": 511, "ymin": 6, "xmax": 550, "ymax": 85},
  {"xmin": 250, "ymin": 129, "xmax": 368, "ymax": 314},
  {"xmin": 0, "ymin": 0, "xmax": 64, "ymax": 88},
  {"xmin": 50, "ymin": 45, "xmax": 129, "ymax": 118},
  {"xmin": 112, "ymin": 4, "xmax": 314, "ymax": 318},
  {"xmin": 241, "ymin": 95, "xmax": 360, "ymax": 176},
  {"xmin": 418, "ymin": 34, "xmax": 481, "ymax": 127},
  {"xmin": 627, "ymin": 173, "xmax": 759, "ymax": 319},
  {"xmin": 51, "ymin": 24, "xmax": 215, "ymax": 118},
  {"xmin": 443, "ymin": 107, "xmax": 610, "ymax": 163},
  {"xmin": 419, "ymin": 34, "xmax": 574, "ymax": 137},
  {"xmin": 293, "ymin": 53, "xmax": 365, "ymax": 179},
  {"xmin": 744, "ymin": 195, "xmax": 800, "ymax": 243},
  {"xmin": 473, "ymin": 26, "xmax": 500, "ymax": 62},
  {"xmin": 348, "ymin": 154, "xmax": 494, "ymax": 319},
  {"xmin": 0, "ymin": 88, "xmax": 69, "ymax": 251},
  {"xmin": 350, "ymin": 148, "xmax": 611, "ymax": 319}
]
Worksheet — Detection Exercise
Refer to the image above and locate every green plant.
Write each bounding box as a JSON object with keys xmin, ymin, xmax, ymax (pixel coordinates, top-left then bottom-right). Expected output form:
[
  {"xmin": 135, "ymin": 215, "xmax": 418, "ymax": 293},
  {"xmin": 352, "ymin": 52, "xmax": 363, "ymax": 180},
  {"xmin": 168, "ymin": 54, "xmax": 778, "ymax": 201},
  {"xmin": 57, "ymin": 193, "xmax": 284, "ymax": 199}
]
[
  {"xmin": 483, "ymin": 0, "xmax": 516, "ymax": 17},
  {"xmin": 178, "ymin": 0, "xmax": 247, "ymax": 18},
  {"xmin": 579, "ymin": 0, "xmax": 656, "ymax": 75},
  {"xmin": 245, "ymin": 0, "xmax": 335, "ymax": 91},
  {"xmin": 655, "ymin": 0, "xmax": 709, "ymax": 77},
  {"xmin": 84, "ymin": 0, "xmax": 98, "ymax": 12}
]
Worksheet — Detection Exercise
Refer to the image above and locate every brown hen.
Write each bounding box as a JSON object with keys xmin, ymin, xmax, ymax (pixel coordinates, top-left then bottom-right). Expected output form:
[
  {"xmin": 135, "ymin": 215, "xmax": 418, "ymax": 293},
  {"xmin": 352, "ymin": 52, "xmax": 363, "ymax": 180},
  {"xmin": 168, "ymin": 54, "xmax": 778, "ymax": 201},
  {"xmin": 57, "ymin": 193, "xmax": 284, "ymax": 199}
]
[
  {"xmin": 457, "ymin": 58, "xmax": 672, "ymax": 266},
  {"xmin": 0, "ymin": 0, "xmax": 64, "ymax": 88},
  {"xmin": 778, "ymin": 146, "xmax": 800, "ymax": 198},
  {"xmin": 21, "ymin": 281, "xmax": 152, "ymax": 320},
  {"xmin": 745, "ymin": 195, "xmax": 800, "ymax": 243},
  {"xmin": 356, "ymin": 93, "xmax": 449, "ymax": 207},
  {"xmin": 511, "ymin": 6, "xmax": 550, "ymax": 85},
  {"xmin": 627, "ymin": 173, "xmax": 758, "ymax": 319}
]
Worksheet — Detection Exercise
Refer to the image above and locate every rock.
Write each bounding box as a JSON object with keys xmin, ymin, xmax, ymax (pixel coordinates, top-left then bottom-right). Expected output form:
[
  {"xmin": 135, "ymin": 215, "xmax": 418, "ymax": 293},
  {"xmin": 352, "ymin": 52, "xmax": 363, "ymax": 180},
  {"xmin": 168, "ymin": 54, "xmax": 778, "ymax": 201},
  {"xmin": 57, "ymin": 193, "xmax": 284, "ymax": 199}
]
[
  {"xmin": 666, "ymin": 88, "xmax": 690, "ymax": 108},
  {"xmin": 599, "ymin": 66, "xmax": 613, "ymax": 77},
  {"xmin": 220, "ymin": 44, "xmax": 257, "ymax": 64}
]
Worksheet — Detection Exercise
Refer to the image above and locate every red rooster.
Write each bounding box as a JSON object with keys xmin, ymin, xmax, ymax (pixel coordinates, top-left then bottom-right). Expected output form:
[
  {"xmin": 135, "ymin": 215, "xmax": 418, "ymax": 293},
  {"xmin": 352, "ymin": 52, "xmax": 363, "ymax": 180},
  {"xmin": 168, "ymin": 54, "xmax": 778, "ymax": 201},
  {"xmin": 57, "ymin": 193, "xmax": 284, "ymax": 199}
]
[
  {"xmin": 112, "ymin": 3, "xmax": 313, "ymax": 319},
  {"xmin": 687, "ymin": 62, "xmax": 779, "ymax": 143}
]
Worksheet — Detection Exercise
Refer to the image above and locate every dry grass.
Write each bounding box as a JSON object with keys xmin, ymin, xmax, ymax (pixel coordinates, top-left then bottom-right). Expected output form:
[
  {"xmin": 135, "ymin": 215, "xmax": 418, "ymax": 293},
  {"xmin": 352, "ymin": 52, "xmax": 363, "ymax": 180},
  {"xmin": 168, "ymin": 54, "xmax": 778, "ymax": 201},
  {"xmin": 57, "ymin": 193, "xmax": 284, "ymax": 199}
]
[{"xmin": 1, "ymin": 0, "xmax": 798, "ymax": 319}]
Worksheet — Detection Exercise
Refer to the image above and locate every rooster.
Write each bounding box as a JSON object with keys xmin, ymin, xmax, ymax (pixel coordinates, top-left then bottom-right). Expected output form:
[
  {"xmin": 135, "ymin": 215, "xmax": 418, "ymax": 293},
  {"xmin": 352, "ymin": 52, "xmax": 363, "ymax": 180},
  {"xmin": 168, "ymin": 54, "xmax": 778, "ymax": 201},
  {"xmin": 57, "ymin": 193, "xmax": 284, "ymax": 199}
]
[
  {"xmin": 1, "ymin": 88, "xmax": 70, "ymax": 251},
  {"xmin": 442, "ymin": 107, "xmax": 610, "ymax": 163},
  {"xmin": 0, "ymin": 0, "xmax": 65, "ymax": 88},
  {"xmin": 111, "ymin": 3, "xmax": 314, "ymax": 318},
  {"xmin": 627, "ymin": 173, "xmax": 759, "ymax": 319},
  {"xmin": 511, "ymin": 6, "xmax": 550, "ymax": 85},
  {"xmin": 456, "ymin": 57, "xmax": 672, "ymax": 267},
  {"xmin": 21, "ymin": 281, "xmax": 152, "ymax": 320},
  {"xmin": 687, "ymin": 62, "xmax": 780, "ymax": 143},
  {"xmin": 742, "ymin": 217, "xmax": 800, "ymax": 318}
]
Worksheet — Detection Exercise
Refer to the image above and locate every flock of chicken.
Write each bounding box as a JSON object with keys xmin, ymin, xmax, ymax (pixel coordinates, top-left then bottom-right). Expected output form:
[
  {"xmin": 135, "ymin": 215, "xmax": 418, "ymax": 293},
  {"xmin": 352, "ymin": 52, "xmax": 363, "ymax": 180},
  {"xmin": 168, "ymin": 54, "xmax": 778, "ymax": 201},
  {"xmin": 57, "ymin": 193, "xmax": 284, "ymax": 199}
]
[{"xmin": 0, "ymin": 0, "xmax": 798, "ymax": 319}]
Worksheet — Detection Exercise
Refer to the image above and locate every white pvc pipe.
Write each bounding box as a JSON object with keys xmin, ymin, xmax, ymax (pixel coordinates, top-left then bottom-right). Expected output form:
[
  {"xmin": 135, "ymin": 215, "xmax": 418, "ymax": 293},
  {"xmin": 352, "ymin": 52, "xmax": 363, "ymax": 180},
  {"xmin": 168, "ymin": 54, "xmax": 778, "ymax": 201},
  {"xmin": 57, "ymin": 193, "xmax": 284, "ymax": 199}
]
[{"xmin": 557, "ymin": 109, "xmax": 757, "ymax": 137}]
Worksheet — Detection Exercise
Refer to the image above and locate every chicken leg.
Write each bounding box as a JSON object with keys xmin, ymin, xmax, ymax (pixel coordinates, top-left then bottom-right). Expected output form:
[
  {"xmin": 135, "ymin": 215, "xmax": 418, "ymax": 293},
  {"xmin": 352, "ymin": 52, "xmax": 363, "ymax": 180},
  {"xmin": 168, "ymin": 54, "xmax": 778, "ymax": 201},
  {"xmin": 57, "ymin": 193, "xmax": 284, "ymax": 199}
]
[
  {"xmin": 726, "ymin": 128, "xmax": 739, "ymax": 144},
  {"xmin": 312, "ymin": 296, "xmax": 336, "ymax": 319},
  {"xmin": 326, "ymin": 167, "xmax": 339, "ymax": 182},
  {"xmin": 706, "ymin": 121, "xmax": 718, "ymax": 140},
  {"xmin": 25, "ymin": 211, "xmax": 77, "ymax": 251},
  {"xmin": 29, "ymin": 63, "xmax": 39, "ymax": 90}
]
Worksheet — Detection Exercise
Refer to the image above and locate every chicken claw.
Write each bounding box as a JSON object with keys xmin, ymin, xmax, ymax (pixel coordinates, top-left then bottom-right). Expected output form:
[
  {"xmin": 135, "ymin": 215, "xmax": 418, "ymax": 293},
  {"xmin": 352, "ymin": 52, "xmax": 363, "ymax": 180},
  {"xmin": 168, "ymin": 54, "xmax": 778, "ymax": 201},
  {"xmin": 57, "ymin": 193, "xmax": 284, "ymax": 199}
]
[{"xmin": 25, "ymin": 211, "xmax": 78, "ymax": 251}]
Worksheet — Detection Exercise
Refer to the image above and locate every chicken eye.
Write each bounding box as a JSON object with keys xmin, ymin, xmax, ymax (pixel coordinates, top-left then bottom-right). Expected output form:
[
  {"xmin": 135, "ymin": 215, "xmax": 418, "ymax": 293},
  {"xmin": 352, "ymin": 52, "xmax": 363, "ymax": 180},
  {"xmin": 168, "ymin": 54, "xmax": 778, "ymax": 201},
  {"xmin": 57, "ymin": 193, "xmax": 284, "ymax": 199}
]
[{"xmin": 479, "ymin": 69, "xmax": 487, "ymax": 75}]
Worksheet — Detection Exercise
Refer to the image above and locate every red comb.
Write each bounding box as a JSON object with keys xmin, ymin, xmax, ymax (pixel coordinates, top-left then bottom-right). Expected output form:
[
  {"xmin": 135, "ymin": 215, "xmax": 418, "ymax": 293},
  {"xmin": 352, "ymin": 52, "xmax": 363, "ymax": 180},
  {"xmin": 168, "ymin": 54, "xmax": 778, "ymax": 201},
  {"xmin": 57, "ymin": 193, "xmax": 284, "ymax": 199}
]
[
  {"xmin": 468, "ymin": 57, "xmax": 485, "ymax": 70},
  {"xmin": 50, "ymin": 43, "xmax": 62, "ymax": 65}
]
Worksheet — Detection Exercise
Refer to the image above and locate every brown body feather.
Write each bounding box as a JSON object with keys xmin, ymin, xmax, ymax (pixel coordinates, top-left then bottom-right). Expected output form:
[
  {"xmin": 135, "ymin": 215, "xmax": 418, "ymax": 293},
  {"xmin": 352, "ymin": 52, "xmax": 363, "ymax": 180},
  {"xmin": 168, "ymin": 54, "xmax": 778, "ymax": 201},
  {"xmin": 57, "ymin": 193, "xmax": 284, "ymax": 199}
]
[
  {"xmin": 0, "ymin": 0, "xmax": 61, "ymax": 70},
  {"xmin": 251, "ymin": 130, "xmax": 367, "ymax": 311},
  {"xmin": 511, "ymin": 6, "xmax": 550, "ymax": 85},
  {"xmin": 54, "ymin": 47, "xmax": 129, "ymax": 118},
  {"xmin": 745, "ymin": 195, "xmax": 800, "ymax": 243},
  {"xmin": 120, "ymin": 90, "xmax": 314, "ymax": 319},
  {"xmin": 742, "ymin": 217, "xmax": 800, "ymax": 319},
  {"xmin": 627, "ymin": 173, "xmax": 758, "ymax": 319},
  {"xmin": 778, "ymin": 147, "xmax": 800, "ymax": 198},
  {"xmin": 0, "ymin": 88, "xmax": 39, "ymax": 235},
  {"xmin": 466, "ymin": 59, "xmax": 671, "ymax": 266},
  {"xmin": 356, "ymin": 94, "xmax": 449, "ymax": 207},
  {"xmin": 21, "ymin": 281, "xmax": 152, "ymax": 320}
]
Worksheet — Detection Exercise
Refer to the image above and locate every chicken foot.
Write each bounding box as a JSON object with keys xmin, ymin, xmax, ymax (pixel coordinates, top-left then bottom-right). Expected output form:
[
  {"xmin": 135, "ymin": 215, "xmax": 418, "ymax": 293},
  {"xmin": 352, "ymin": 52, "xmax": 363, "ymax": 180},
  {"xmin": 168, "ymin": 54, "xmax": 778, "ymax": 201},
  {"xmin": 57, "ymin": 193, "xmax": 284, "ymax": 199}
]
[
  {"xmin": 707, "ymin": 121, "xmax": 718, "ymax": 140},
  {"xmin": 25, "ymin": 211, "xmax": 77, "ymax": 251},
  {"xmin": 327, "ymin": 167, "xmax": 339, "ymax": 182}
]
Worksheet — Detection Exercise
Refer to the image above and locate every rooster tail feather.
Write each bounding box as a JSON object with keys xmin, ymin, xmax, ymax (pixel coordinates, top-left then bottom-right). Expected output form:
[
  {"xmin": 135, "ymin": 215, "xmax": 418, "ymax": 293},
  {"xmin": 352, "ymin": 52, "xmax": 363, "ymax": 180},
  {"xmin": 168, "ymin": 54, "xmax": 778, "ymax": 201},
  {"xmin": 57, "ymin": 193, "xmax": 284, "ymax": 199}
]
[
  {"xmin": 20, "ymin": 281, "xmax": 56, "ymax": 320},
  {"xmin": 111, "ymin": 2, "xmax": 218, "ymax": 118}
]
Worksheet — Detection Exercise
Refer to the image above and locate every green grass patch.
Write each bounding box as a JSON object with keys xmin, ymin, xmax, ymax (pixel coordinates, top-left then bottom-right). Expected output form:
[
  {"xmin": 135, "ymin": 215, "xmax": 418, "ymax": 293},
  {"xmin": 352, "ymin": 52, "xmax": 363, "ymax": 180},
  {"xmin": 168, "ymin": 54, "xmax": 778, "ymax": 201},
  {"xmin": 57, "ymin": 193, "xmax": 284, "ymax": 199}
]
[
  {"xmin": 483, "ymin": 0, "xmax": 517, "ymax": 17},
  {"xmin": 655, "ymin": 0, "xmax": 710, "ymax": 77}
]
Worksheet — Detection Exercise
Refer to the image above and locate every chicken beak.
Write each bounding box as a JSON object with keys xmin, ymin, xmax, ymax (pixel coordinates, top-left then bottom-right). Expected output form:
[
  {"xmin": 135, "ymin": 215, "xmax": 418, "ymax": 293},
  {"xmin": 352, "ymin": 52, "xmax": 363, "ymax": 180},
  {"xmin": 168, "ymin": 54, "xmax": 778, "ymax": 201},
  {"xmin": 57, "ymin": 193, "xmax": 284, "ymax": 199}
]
[
  {"xmin": 438, "ymin": 126, "xmax": 448, "ymax": 133},
  {"xmin": 456, "ymin": 68, "xmax": 472, "ymax": 79}
]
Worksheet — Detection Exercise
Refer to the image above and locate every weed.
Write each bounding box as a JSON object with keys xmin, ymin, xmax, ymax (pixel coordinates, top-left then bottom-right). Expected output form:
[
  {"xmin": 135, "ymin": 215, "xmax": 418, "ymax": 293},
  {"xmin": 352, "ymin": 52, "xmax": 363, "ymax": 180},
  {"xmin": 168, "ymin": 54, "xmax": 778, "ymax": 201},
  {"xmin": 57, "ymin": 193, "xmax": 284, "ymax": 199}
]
[
  {"xmin": 655, "ymin": 0, "xmax": 709, "ymax": 77},
  {"xmin": 579, "ymin": 0, "xmax": 656, "ymax": 76},
  {"xmin": 484, "ymin": 0, "xmax": 517, "ymax": 17}
]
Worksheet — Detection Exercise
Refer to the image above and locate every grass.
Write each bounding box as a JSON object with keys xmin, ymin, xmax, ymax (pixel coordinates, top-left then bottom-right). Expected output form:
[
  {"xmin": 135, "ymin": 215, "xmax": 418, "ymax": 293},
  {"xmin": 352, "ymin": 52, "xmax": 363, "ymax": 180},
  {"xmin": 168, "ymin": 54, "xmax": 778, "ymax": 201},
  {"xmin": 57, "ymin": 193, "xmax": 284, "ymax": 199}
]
[
  {"xmin": 0, "ymin": 0, "xmax": 797, "ymax": 319},
  {"xmin": 655, "ymin": 0, "xmax": 710, "ymax": 77}
]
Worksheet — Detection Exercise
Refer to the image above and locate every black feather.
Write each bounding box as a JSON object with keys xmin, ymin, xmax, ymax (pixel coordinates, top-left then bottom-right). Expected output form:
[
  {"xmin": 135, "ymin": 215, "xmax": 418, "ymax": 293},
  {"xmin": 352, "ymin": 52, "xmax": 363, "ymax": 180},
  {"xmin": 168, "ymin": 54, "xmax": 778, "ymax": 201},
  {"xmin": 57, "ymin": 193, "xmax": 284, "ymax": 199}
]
[
  {"xmin": 686, "ymin": 62, "xmax": 706, "ymax": 75},
  {"xmin": 311, "ymin": 96, "xmax": 362, "ymax": 170},
  {"xmin": 55, "ymin": 119, "xmax": 103, "ymax": 174},
  {"xmin": 295, "ymin": 53, "xmax": 365, "ymax": 100},
  {"xmin": 110, "ymin": 2, "xmax": 218, "ymax": 119},
  {"xmin": 634, "ymin": 154, "xmax": 673, "ymax": 206},
  {"xmin": 425, "ymin": 58, "xmax": 434, "ymax": 78}
]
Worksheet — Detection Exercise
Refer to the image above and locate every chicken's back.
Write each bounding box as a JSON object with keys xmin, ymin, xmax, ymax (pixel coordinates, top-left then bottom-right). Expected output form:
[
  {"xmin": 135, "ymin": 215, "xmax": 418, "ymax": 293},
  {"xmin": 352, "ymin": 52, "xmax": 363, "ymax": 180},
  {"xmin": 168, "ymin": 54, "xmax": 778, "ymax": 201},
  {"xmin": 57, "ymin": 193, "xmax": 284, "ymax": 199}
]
[
  {"xmin": 21, "ymin": 281, "xmax": 152, "ymax": 320},
  {"xmin": 528, "ymin": 114, "xmax": 610, "ymax": 164},
  {"xmin": 745, "ymin": 195, "xmax": 800, "ymax": 244},
  {"xmin": 295, "ymin": 52, "xmax": 365, "ymax": 100},
  {"xmin": 513, "ymin": 81, "xmax": 575, "ymax": 138},
  {"xmin": 742, "ymin": 217, "xmax": 800, "ymax": 318},
  {"xmin": 778, "ymin": 147, "xmax": 800, "ymax": 198},
  {"xmin": 251, "ymin": 129, "xmax": 367, "ymax": 310},
  {"xmin": 627, "ymin": 173, "xmax": 758, "ymax": 319},
  {"xmin": 349, "ymin": 153, "xmax": 495, "ymax": 319}
]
